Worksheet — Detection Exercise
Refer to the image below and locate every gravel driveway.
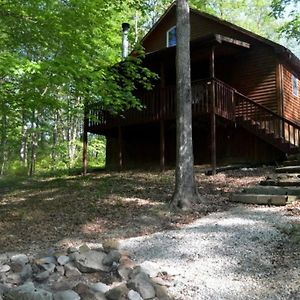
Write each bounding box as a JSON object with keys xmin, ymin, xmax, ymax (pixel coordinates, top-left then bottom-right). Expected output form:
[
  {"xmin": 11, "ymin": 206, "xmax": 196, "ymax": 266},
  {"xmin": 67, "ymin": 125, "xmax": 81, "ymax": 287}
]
[{"xmin": 121, "ymin": 205, "xmax": 300, "ymax": 300}]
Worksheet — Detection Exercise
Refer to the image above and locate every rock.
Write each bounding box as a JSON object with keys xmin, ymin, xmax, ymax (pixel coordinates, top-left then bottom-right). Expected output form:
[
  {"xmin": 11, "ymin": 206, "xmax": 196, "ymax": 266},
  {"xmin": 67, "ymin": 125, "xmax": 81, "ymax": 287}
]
[
  {"xmin": 119, "ymin": 250, "xmax": 130, "ymax": 258},
  {"xmin": 64, "ymin": 263, "xmax": 81, "ymax": 278},
  {"xmin": 35, "ymin": 257, "xmax": 56, "ymax": 266},
  {"xmin": 55, "ymin": 266, "xmax": 65, "ymax": 276},
  {"xmin": 35, "ymin": 271, "xmax": 50, "ymax": 283},
  {"xmin": 57, "ymin": 256, "xmax": 70, "ymax": 266},
  {"xmin": 139, "ymin": 261, "xmax": 160, "ymax": 278},
  {"xmin": 40, "ymin": 263, "xmax": 56, "ymax": 274},
  {"xmin": 117, "ymin": 265, "xmax": 132, "ymax": 281},
  {"xmin": 73, "ymin": 282, "xmax": 90, "ymax": 295},
  {"xmin": 102, "ymin": 251, "xmax": 121, "ymax": 266},
  {"xmin": 153, "ymin": 284, "xmax": 172, "ymax": 300},
  {"xmin": 128, "ymin": 272, "xmax": 156, "ymax": 300},
  {"xmin": 67, "ymin": 247, "xmax": 78, "ymax": 254},
  {"xmin": 0, "ymin": 283, "xmax": 9, "ymax": 296},
  {"xmin": 81, "ymin": 290, "xmax": 107, "ymax": 300},
  {"xmin": 90, "ymin": 282, "xmax": 110, "ymax": 294},
  {"xmin": 20, "ymin": 264, "xmax": 32, "ymax": 281},
  {"xmin": 0, "ymin": 254, "xmax": 8, "ymax": 265},
  {"xmin": 0, "ymin": 265, "xmax": 10, "ymax": 273},
  {"xmin": 4, "ymin": 282, "xmax": 53, "ymax": 300},
  {"xmin": 11, "ymin": 254, "xmax": 29, "ymax": 267},
  {"xmin": 128, "ymin": 290, "xmax": 143, "ymax": 300},
  {"xmin": 74, "ymin": 251, "xmax": 110, "ymax": 273},
  {"xmin": 5, "ymin": 272, "xmax": 22, "ymax": 285},
  {"xmin": 117, "ymin": 257, "xmax": 135, "ymax": 281},
  {"xmin": 50, "ymin": 280, "xmax": 73, "ymax": 292},
  {"xmin": 119, "ymin": 257, "xmax": 135, "ymax": 268},
  {"xmin": 79, "ymin": 244, "xmax": 91, "ymax": 253},
  {"xmin": 102, "ymin": 240, "xmax": 120, "ymax": 253},
  {"xmin": 53, "ymin": 290, "xmax": 80, "ymax": 300},
  {"xmin": 151, "ymin": 277, "xmax": 171, "ymax": 287},
  {"xmin": 105, "ymin": 283, "xmax": 128, "ymax": 300}
]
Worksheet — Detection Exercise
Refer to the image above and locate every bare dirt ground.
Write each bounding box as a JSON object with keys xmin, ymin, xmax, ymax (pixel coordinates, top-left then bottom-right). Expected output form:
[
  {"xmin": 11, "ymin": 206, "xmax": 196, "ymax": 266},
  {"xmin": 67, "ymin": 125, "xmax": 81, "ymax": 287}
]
[{"xmin": 0, "ymin": 165, "xmax": 291, "ymax": 255}]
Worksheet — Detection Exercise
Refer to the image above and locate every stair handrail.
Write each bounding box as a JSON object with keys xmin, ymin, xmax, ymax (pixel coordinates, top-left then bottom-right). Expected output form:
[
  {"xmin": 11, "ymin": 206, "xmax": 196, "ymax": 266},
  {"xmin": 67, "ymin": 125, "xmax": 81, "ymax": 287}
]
[
  {"xmin": 234, "ymin": 90, "xmax": 300, "ymax": 130},
  {"xmin": 212, "ymin": 78, "xmax": 300, "ymax": 131}
]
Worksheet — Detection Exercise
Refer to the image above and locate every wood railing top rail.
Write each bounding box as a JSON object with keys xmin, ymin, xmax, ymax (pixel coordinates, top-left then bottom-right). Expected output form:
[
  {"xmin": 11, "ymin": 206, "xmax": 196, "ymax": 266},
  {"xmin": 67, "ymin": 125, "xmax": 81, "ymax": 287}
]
[
  {"xmin": 88, "ymin": 77, "xmax": 300, "ymax": 137},
  {"xmin": 234, "ymin": 89, "xmax": 300, "ymax": 131}
]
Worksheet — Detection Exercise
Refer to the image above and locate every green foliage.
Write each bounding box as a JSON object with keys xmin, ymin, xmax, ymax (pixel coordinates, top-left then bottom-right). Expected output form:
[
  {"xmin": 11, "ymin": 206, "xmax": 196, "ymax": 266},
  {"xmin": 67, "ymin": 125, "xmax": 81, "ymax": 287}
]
[
  {"xmin": 0, "ymin": 0, "xmax": 156, "ymax": 176},
  {"xmin": 272, "ymin": 0, "xmax": 300, "ymax": 42}
]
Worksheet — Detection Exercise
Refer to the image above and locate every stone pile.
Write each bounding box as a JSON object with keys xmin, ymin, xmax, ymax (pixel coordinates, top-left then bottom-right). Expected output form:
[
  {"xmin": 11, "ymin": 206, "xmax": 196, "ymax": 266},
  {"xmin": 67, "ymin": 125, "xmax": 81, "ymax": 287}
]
[{"xmin": 0, "ymin": 240, "xmax": 172, "ymax": 300}]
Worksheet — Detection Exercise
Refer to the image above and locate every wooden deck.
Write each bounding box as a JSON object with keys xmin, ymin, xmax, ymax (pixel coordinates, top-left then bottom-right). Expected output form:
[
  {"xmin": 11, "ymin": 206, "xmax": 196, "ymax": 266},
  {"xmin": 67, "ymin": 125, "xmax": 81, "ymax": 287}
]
[{"xmin": 88, "ymin": 78, "xmax": 300, "ymax": 153}]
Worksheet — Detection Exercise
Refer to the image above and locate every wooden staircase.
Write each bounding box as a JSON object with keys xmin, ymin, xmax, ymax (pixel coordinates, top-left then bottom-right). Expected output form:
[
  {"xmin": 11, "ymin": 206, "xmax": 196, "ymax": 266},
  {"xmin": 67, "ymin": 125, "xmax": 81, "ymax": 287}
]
[
  {"xmin": 230, "ymin": 89, "xmax": 300, "ymax": 155},
  {"xmin": 231, "ymin": 153, "xmax": 300, "ymax": 206}
]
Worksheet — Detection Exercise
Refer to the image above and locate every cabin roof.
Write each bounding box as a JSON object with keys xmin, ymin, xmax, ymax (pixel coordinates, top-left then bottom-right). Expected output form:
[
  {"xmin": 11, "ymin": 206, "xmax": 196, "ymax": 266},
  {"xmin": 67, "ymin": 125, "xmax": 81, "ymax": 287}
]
[{"xmin": 141, "ymin": 3, "xmax": 300, "ymax": 74}]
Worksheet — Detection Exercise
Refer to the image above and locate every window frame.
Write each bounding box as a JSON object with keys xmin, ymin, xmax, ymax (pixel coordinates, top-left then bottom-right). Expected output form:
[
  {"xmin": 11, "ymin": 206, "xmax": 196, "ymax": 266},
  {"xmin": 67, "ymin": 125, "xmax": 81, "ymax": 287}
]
[
  {"xmin": 292, "ymin": 74, "xmax": 299, "ymax": 97},
  {"xmin": 166, "ymin": 26, "xmax": 177, "ymax": 48}
]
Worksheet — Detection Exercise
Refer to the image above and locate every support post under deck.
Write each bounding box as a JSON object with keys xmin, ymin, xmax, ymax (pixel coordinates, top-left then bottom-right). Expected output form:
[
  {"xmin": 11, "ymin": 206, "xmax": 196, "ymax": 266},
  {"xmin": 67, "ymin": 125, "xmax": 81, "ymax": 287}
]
[
  {"xmin": 210, "ymin": 46, "xmax": 217, "ymax": 175},
  {"xmin": 160, "ymin": 120, "xmax": 165, "ymax": 172}
]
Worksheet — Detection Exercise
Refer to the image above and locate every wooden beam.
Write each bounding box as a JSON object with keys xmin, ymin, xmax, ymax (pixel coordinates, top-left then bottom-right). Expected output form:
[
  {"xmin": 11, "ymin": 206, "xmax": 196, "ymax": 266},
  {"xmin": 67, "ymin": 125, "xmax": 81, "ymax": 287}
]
[
  {"xmin": 160, "ymin": 120, "xmax": 165, "ymax": 172},
  {"xmin": 210, "ymin": 46, "xmax": 217, "ymax": 175},
  {"xmin": 82, "ymin": 111, "xmax": 88, "ymax": 176},
  {"xmin": 118, "ymin": 126, "xmax": 123, "ymax": 171}
]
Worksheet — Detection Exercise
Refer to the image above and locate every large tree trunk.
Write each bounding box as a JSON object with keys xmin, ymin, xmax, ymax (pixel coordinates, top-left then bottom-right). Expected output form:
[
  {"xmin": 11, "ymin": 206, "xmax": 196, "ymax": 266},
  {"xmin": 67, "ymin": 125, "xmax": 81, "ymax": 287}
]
[{"xmin": 171, "ymin": 0, "xmax": 199, "ymax": 210}]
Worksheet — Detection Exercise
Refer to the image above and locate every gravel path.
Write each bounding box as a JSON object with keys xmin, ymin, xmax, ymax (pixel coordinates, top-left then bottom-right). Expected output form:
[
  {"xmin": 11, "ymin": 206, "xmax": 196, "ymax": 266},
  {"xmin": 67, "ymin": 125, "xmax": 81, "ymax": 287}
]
[{"xmin": 121, "ymin": 205, "xmax": 300, "ymax": 300}]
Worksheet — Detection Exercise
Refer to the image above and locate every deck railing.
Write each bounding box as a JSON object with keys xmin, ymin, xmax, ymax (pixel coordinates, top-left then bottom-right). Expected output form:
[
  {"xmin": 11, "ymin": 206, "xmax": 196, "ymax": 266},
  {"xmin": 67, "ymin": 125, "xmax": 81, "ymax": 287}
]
[
  {"xmin": 88, "ymin": 78, "xmax": 300, "ymax": 150},
  {"xmin": 234, "ymin": 90, "xmax": 300, "ymax": 147}
]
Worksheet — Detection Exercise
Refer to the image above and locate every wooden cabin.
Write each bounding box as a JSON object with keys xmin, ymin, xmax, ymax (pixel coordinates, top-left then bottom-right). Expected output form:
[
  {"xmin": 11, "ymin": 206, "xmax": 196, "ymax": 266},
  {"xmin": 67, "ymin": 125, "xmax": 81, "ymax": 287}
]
[{"xmin": 86, "ymin": 3, "xmax": 300, "ymax": 171}]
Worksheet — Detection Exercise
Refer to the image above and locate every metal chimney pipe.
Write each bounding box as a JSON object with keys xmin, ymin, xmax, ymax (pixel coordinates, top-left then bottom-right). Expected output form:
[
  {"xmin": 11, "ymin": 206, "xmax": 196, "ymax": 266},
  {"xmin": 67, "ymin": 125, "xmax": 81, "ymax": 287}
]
[{"xmin": 122, "ymin": 22, "xmax": 130, "ymax": 59}]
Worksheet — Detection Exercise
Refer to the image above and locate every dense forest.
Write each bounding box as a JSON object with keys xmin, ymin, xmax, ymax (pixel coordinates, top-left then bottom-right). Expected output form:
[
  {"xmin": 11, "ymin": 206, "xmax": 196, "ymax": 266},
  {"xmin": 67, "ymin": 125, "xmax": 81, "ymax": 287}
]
[{"xmin": 0, "ymin": 0, "xmax": 298, "ymax": 176}]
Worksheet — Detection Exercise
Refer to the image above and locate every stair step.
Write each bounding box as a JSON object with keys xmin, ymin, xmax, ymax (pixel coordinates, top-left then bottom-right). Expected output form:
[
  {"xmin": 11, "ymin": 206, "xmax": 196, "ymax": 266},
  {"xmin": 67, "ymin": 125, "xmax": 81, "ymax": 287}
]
[
  {"xmin": 282, "ymin": 160, "xmax": 300, "ymax": 167},
  {"xmin": 260, "ymin": 179, "xmax": 300, "ymax": 187},
  {"xmin": 243, "ymin": 186, "xmax": 300, "ymax": 196},
  {"xmin": 276, "ymin": 166, "xmax": 300, "ymax": 173},
  {"xmin": 287, "ymin": 153, "xmax": 300, "ymax": 161},
  {"xmin": 230, "ymin": 194, "xmax": 297, "ymax": 206}
]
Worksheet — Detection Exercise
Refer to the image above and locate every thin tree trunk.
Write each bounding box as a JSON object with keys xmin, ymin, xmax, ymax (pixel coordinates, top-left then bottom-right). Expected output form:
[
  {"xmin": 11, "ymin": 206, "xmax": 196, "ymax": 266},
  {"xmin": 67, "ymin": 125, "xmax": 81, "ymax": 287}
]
[
  {"xmin": 0, "ymin": 100, "xmax": 7, "ymax": 175},
  {"xmin": 20, "ymin": 111, "xmax": 28, "ymax": 166},
  {"xmin": 171, "ymin": 0, "xmax": 199, "ymax": 210},
  {"xmin": 28, "ymin": 110, "xmax": 37, "ymax": 177}
]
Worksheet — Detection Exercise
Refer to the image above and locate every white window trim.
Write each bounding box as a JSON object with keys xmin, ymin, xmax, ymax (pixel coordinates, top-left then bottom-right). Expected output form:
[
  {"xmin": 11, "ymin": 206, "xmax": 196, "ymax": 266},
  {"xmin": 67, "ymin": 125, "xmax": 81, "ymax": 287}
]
[
  {"xmin": 166, "ymin": 26, "xmax": 176, "ymax": 48},
  {"xmin": 292, "ymin": 74, "xmax": 299, "ymax": 97}
]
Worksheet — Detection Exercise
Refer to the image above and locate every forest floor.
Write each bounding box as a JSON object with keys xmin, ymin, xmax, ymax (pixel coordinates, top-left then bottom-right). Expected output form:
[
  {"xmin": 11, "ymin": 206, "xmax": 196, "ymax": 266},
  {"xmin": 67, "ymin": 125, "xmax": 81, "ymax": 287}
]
[
  {"xmin": 1, "ymin": 166, "xmax": 300, "ymax": 299},
  {"xmin": 1, "ymin": 165, "xmax": 299, "ymax": 255}
]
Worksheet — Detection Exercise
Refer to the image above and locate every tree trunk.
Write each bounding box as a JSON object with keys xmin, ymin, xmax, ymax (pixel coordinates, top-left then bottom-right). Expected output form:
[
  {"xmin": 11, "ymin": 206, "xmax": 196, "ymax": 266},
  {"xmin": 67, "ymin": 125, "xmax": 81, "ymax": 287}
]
[
  {"xmin": 0, "ymin": 100, "xmax": 7, "ymax": 175},
  {"xmin": 28, "ymin": 110, "xmax": 37, "ymax": 177},
  {"xmin": 20, "ymin": 111, "xmax": 28, "ymax": 166},
  {"xmin": 171, "ymin": 0, "xmax": 199, "ymax": 210}
]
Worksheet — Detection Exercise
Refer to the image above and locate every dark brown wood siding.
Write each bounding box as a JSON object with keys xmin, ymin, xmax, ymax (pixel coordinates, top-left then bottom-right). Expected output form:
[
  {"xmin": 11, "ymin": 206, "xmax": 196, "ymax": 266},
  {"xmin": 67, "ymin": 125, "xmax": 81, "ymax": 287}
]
[
  {"xmin": 216, "ymin": 48, "xmax": 278, "ymax": 112},
  {"xmin": 143, "ymin": 8, "xmax": 260, "ymax": 54},
  {"xmin": 143, "ymin": 9, "xmax": 176, "ymax": 53},
  {"xmin": 282, "ymin": 65, "xmax": 300, "ymax": 125}
]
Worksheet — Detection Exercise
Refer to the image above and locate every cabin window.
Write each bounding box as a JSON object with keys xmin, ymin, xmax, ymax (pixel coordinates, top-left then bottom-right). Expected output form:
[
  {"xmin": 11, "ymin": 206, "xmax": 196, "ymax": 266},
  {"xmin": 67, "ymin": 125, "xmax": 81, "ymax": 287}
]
[
  {"xmin": 166, "ymin": 26, "xmax": 176, "ymax": 47},
  {"xmin": 292, "ymin": 74, "xmax": 298, "ymax": 96}
]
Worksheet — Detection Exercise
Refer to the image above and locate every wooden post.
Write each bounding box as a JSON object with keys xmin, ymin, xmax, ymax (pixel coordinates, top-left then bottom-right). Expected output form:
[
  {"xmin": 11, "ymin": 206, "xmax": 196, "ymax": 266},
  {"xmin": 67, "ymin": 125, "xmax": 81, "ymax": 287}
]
[
  {"xmin": 210, "ymin": 46, "xmax": 217, "ymax": 175},
  {"xmin": 160, "ymin": 120, "xmax": 165, "ymax": 172},
  {"xmin": 160, "ymin": 62, "xmax": 166, "ymax": 172},
  {"xmin": 82, "ymin": 110, "xmax": 88, "ymax": 176},
  {"xmin": 118, "ymin": 126, "xmax": 123, "ymax": 171}
]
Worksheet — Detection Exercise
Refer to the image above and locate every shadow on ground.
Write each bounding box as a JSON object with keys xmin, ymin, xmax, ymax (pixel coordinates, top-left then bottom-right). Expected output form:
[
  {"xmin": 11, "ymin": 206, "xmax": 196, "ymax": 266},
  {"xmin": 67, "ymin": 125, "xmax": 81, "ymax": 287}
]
[{"xmin": 0, "ymin": 168, "xmax": 270, "ymax": 253}]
